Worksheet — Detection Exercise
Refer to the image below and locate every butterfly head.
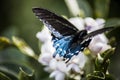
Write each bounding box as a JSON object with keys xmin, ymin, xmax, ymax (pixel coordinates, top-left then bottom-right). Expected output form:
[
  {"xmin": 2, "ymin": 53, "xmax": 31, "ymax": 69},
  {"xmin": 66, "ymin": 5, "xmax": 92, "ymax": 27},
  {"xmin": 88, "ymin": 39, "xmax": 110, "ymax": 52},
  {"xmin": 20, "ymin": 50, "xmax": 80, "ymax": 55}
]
[
  {"xmin": 72, "ymin": 30, "xmax": 88, "ymax": 43},
  {"xmin": 78, "ymin": 30, "xmax": 87, "ymax": 39}
]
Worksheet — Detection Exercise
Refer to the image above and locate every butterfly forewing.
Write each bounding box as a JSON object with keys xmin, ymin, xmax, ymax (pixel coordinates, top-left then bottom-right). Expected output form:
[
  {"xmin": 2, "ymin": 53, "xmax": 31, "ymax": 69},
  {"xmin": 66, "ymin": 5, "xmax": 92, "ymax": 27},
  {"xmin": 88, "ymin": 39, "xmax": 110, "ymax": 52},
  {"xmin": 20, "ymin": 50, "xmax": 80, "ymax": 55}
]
[
  {"xmin": 83, "ymin": 27, "xmax": 114, "ymax": 40},
  {"xmin": 32, "ymin": 8, "xmax": 79, "ymax": 38}
]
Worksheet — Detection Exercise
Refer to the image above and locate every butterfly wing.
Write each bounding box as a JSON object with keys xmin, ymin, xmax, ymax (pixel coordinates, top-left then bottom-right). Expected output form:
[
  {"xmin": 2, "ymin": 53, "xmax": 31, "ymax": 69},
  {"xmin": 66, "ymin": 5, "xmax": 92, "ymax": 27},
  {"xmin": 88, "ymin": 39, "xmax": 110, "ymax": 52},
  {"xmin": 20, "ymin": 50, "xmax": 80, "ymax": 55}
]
[
  {"xmin": 32, "ymin": 8, "xmax": 79, "ymax": 38},
  {"xmin": 83, "ymin": 27, "xmax": 114, "ymax": 40}
]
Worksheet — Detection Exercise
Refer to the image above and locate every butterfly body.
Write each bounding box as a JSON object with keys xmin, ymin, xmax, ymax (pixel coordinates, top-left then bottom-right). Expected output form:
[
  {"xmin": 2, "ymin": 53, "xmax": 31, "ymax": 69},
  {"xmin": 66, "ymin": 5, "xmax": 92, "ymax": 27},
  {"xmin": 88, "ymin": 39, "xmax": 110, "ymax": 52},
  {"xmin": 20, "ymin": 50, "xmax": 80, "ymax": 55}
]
[{"xmin": 33, "ymin": 7, "xmax": 113, "ymax": 62}]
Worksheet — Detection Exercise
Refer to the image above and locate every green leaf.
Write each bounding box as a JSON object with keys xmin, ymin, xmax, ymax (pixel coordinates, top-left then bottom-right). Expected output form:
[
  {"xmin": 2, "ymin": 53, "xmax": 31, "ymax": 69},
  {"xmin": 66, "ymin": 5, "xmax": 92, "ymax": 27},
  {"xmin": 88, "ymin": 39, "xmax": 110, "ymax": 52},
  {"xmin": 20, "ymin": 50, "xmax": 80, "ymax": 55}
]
[
  {"xmin": 101, "ymin": 48, "xmax": 115, "ymax": 62},
  {"xmin": 0, "ymin": 47, "xmax": 48, "ymax": 80},
  {"xmin": 0, "ymin": 37, "xmax": 11, "ymax": 50},
  {"xmin": 87, "ymin": 71, "xmax": 105, "ymax": 80},
  {"xmin": 0, "ymin": 47, "xmax": 34, "ymax": 73},
  {"xmin": 105, "ymin": 18, "xmax": 120, "ymax": 27},
  {"xmin": 95, "ymin": 54, "xmax": 103, "ymax": 71},
  {"xmin": 94, "ymin": 0, "xmax": 110, "ymax": 18},
  {"xmin": 105, "ymin": 74, "xmax": 115, "ymax": 80},
  {"xmin": 77, "ymin": 0, "xmax": 92, "ymax": 17},
  {"xmin": 12, "ymin": 36, "xmax": 38, "ymax": 60},
  {"xmin": 18, "ymin": 68, "xmax": 35, "ymax": 80},
  {"xmin": 87, "ymin": 71, "xmax": 115, "ymax": 80},
  {"xmin": 0, "ymin": 72, "xmax": 12, "ymax": 80},
  {"xmin": 0, "ymin": 66, "xmax": 18, "ymax": 79},
  {"xmin": 95, "ymin": 48, "xmax": 114, "ymax": 73},
  {"xmin": 27, "ymin": 57, "xmax": 49, "ymax": 80}
]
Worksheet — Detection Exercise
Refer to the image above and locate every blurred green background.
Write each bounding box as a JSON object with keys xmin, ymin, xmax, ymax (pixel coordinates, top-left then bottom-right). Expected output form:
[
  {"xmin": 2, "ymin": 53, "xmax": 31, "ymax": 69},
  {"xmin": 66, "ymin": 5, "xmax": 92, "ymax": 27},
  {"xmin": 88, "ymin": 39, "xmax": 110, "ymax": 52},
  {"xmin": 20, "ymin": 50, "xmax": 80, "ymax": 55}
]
[{"xmin": 0, "ymin": 0, "xmax": 120, "ymax": 80}]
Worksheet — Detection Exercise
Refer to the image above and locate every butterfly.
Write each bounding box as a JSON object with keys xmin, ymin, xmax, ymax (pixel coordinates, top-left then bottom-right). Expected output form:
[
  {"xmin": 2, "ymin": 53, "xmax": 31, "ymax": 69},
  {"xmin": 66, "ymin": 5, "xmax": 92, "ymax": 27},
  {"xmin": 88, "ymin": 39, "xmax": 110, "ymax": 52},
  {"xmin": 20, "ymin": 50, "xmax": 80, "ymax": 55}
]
[{"xmin": 32, "ymin": 8, "xmax": 113, "ymax": 62}]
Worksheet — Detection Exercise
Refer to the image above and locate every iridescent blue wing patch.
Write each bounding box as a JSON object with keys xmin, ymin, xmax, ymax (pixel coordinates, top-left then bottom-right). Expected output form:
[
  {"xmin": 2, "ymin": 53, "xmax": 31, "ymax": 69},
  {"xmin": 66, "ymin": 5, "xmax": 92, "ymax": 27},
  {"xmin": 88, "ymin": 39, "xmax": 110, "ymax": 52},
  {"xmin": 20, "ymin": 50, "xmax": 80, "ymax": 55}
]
[{"xmin": 52, "ymin": 36, "xmax": 73, "ymax": 58}]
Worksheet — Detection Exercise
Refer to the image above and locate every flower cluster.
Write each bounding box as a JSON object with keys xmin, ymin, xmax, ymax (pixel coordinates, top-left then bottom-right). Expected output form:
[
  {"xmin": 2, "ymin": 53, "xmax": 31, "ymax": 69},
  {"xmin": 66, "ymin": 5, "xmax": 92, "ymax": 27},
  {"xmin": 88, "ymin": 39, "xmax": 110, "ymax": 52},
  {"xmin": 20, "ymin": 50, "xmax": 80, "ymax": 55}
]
[{"xmin": 36, "ymin": 17, "xmax": 111, "ymax": 80}]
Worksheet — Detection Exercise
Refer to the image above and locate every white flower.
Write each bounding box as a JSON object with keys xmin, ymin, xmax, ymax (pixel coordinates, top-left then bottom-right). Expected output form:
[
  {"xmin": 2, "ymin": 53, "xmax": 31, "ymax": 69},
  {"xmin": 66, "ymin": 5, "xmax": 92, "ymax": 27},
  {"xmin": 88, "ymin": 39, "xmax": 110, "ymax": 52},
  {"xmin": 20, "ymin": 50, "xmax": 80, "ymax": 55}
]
[
  {"xmin": 36, "ymin": 26, "xmax": 52, "ymax": 43},
  {"xmin": 48, "ymin": 59, "xmax": 67, "ymax": 80},
  {"xmin": 38, "ymin": 53, "xmax": 52, "ymax": 66},
  {"xmin": 89, "ymin": 42, "xmax": 111, "ymax": 54},
  {"xmin": 83, "ymin": 17, "xmax": 111, "ymax": 54},
  {"xmin": 48, "ymin": 59, "xmax": 67, "ymax": 72},
  {"xmin": 41, "ymin": 41, "xmax": 55, "ymax": 54},
  {"xmin": 96, "ymin": 18, "xmax": 105, "ymax": 28},
  {"xmin": 84, "ymin": 17, "xmax": 99, "ymax": 32},
  {"xmin": 67, "ymin": 63, "xmax": 80, "ymax": 73},
  {"xmin": 88, "ymin": 33, "xmax": 111, "ymax": 54},
  {"xmin": 50, "ymin": 70, "xmax": 65, "ymax": 80},
  {"xmin": 72, "ymin": 53, "xmax": 87, "ymax": 69},
  {"xmin": 69, "ymin": 17, "xmax": 84, "ymax": 30},
  {"xmin": 84, "ymin": 17, "xmax": 105, "ymax": 33}
]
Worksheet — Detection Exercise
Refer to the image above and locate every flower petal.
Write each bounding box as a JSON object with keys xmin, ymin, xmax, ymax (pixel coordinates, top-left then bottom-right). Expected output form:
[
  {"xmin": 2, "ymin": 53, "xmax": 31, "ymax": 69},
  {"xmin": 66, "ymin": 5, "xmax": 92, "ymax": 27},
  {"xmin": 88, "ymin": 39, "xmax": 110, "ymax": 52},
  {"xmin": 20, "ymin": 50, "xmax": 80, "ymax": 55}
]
[
  {"xmin": 95, "ymin": 18, "xmax": 105, "ymax": 28},
  {"xmin": 50, "ymin": 71, "xmax": 65, "ymax": 80},
  {"xmin": 57, "ymin": 61, "xmax": 67, "ymax": 72},
  {"xmin": 38, "ymin": 53, "xmax": 52, "ymax": 65},
  {"xmin": 36, "ymin": 27, "xmax": 52, "ymax": 43},
  {"xmin": 41, "ymin": 41, "xmax": 55, "ymax": 54},
  {"xmin": 69, "ymin": 17, "xmax": 84, "ymax": 30},
  {"xmin": 72, "ymin": 53, "xmax": 87, "ymax": 68},
  {"xmin": 67, "ymin": 63, "xmax": 80, "ymax": 73},
  {"xmin": 89, "ymin": 42, "xmax": 111, "ymax": 54},
  {"xmin": 49, "ymin": 59, "xmax": 57, "ymax": 70},
  {"xmin": 84, "ymin": 17, "xmax": 99, "ymax": 31}
]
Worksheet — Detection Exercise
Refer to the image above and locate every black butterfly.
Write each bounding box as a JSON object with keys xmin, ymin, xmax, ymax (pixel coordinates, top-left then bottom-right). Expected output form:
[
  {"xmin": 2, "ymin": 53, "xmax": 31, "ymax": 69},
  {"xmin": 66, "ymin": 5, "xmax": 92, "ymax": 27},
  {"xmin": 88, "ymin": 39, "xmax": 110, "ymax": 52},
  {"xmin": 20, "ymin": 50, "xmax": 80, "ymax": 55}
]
[{"xmin": 32, "ymin": 8, "xmax": 113, "ymax": 62}]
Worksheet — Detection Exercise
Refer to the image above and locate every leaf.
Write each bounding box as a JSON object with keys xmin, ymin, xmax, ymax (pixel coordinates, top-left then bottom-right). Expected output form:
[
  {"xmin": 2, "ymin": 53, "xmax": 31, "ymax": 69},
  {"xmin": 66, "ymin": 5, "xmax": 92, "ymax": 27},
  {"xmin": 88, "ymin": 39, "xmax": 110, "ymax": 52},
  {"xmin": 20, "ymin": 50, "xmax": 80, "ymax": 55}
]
[
  {"xmin": 0, "ymin": 37, "xmax": 11, "ymax": 50},
  {"xmin": 77, "ymin": 0, "xmax": 92, "ymax": 17},
  {"xmin": 0, "ymin": 47, "xmax": 35, "ymax": 72},
  {"xmin": 0, "ymin": 66, "xmax": 18, "ymax": 79},
  {"xmin": 87, "ymin": 71, "xmax": 105, "ymax": 80},
  {"xmin": 95, "ymin": 48, "xmax": 114, "ymax": 73},
  {"xmin": 105, "ymin": 74, "xmax": 115, "ymax": 80},
  {"xmin": 18, "ymin": 68, "xmax": 35, "ymax": 80},
  {"xmin": 101, "ymin": 48, "xmax": 115, "ymax": 62},
  {"xmin": 0, "ymin": 72, "xmax": 12, "ymax": 80},
  {"xmin": 87, "ymin": 71, "xmax": 115, "ymax": 80},
  {"xmin": 94, "ymin": 0, "xmax": 110, "ymax": 18},
  {"xmin": 0, "ymin": 46, "xmax": 48, "ymax": 80},
  {"xmin": 27, "ymin": 57, "xmax": 49, "ymax": 80},
  {"xmin": 105, "ymin": 18, "xmax": 120, "ymax": 27},
  {"xmin": 12, "ymin": 36, "xmax": 38, "ymax": 60}
]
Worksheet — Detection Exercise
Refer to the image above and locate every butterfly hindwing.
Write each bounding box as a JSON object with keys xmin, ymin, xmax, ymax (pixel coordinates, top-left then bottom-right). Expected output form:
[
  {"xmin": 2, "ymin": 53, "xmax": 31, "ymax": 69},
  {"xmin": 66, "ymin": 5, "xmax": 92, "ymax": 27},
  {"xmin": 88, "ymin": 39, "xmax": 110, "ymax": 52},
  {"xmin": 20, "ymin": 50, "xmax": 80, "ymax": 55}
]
[{"xmin": 32, "ymin": 8, "xmax": 79, "ymax": 38}]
